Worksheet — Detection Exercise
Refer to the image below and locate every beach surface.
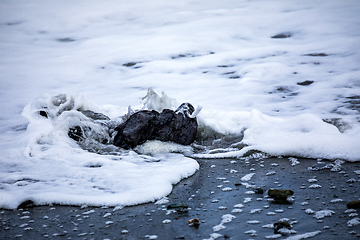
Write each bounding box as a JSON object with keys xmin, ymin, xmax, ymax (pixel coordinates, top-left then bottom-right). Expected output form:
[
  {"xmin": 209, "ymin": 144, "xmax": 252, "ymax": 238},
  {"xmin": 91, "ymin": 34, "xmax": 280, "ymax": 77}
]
[{"xmin": 1, "ymin": 157, "xmax": 359, "ymax": 240}]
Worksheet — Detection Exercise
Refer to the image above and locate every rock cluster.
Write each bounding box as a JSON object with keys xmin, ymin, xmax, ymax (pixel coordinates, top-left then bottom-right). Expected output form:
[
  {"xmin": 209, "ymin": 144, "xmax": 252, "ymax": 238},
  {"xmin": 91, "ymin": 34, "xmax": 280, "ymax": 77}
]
[{"xmin": 113, "ymin": 103, "xmax": 198, "ymax": 149}]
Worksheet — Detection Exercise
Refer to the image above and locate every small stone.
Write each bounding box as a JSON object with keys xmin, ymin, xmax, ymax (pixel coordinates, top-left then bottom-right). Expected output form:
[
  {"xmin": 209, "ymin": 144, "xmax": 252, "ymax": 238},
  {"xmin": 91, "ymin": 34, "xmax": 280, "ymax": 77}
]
[
  {"xmin": 268, "ymin": 189, "xmax": 294, "ymax": 204},
  {"xmin": 297, "ymin": 80, "xmax": 314, "ymax": 86},
  {"xmin": 268, "ymin": 189, "xmax": 294, "ymax": 199},
  {"xmin": 254, "ymin": 188, "xmax": 264, "ymax": 194},
  {"xmin": 38, "ymin": 110, "xmax": 48, "ymax": 118},
  {"xmin": 17, "ymin": 200, "xmax": 35, "ymax": 210},
  {"xmin": 188, "ymin": 218, "xmax": 200, "ymax": 228},
  {"xmin": 347, "ymin": 200, "xmax": 360, "ymax": 209},
  {"xmin": 167, "ymin": 203, "xmax": 188, "ymax": 213},
  {"xmin": 274, "ymin": 221, "xmax": 292, "ymax": 234}
]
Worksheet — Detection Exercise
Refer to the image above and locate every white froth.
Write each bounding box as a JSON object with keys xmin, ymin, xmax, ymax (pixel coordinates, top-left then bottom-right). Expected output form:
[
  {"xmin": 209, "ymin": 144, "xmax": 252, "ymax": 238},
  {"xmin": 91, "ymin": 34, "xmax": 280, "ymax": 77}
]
[
  {"xmin": 0, "ymin": 94, "xmax": 199, "ymax": 209},
  {"xmin": 1, "ymin": 0, "xmax": 360, "ymax": 209}
]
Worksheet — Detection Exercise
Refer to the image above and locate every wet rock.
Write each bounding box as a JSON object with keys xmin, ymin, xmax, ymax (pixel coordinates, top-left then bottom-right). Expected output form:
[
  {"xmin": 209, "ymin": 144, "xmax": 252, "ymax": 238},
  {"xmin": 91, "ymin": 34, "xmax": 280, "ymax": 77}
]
[
  {"xmin": 114, "ymin": 103, "xmax": 198, "ymax": 149},
  {"xmin": 17, "ymin": 200, "xmax": 35, "ymax": 209},
  {"xmin": 268, "ymin": 189, "xmax": 294, "ymax": 204},
  {"xmin": 254, "ymin": 188, "xmax": 264, "ymax": 194},
  {"xmin": 123, "ymin": 62, "xmax": 141, "ymax": 68},
  {"xmin": 80, "ymin": 110, "xmax": 110, "ymax": 121},
  {"xmin": 167, "ymin": 203, "xmax": 189, "ymax": 209},
  {"xmin": 274, "ymin": 221, "xmax": 292, "ymax": 234},
  {"xmin": 38, "ymin": 110, "xmax": 48, "ymax": 118},
  {"xmin": 113, "ymin": 110, "xmax": 159, "ymax": 149},
  {"xmin": 167, "ymin": 203, "xmax": 189, "ymax": 213},
  {"xmin": 188, "ymin": 218, "xmax": 200, "ymax": 228},
  {"xmin": 268, "ymin": 189, "xmax": 294, "ymax": 198},
  {"xmin": 68, "ymin": 126, "xmax": 84, "ymax": 142},
  {"xmin": 297, "ymin": 80, "xmax": 314, "ymax": 86},
  {"xmin": 347, "ymin": 200, "xmax": 360, "ymax": 209}
]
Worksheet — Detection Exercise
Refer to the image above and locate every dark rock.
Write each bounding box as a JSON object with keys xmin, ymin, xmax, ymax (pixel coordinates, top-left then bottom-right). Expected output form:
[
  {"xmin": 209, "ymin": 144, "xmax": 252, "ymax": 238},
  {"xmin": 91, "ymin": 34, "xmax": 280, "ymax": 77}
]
[
  {"xmin": 167, "ymin": 203, "xmax": 189, "ymax": 213},
  {"xmin": 113, "ymin": 103, "xmax": 198, "ymax": 149},
  {"xmin": 68, "ymin": 126, "xmax": 84, "ymax": 142},
  {"xmin": 167, "ymin": 203, "xmax": 189, "ymax": 209},
  {"xmin": 271, "ymin": 32, "xmax": 292, "ymax": 38},
  {"xmin": 268, "ymin": 189, "xmax": 294, "ymax": 204},
  {"xmin": 347, "ymin": 200, "xmax": 360, "ymax": 209},
  {"xmin": 113, "ymin": 110, "xmax": 159, "ymax": 149},
  {"xmin": 17, "ymin": 200, "xmax": 35, "ymax": 209},
  {"xmin": 297, "ymin": 80, "xmax": 314, "ymax": 86},
  {"xmin": 188, "ymin": 218, "xmax": 200, "ymax": 228},
  {"xmin": 254, "ymin": 188, "xmax": 264, "ymax": 194},
  {"xmin": 123, "ymin": 62, "xmax": 139, "ymax": 67},
  {"xmin": 80, "ymin": 110, "xmax": 110, "ymax": 121},
  {"xmin": 38, "ymin": 110, "xmax": 48, "ymax": 118},
  {"xmin": 274, "ymin": 221, "xmax": 292, "ymax": 234},
  {"xmin": 268, "ymin": 189, "xmax": 294, "ymax": 199}
]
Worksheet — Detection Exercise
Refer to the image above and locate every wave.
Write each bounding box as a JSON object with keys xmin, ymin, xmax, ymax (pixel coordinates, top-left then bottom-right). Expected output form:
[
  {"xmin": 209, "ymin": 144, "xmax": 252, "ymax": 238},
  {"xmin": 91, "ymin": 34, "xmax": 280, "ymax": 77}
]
[{"xmin": 1, "ymin": 89, "xmax": 359, "ymax": 209}]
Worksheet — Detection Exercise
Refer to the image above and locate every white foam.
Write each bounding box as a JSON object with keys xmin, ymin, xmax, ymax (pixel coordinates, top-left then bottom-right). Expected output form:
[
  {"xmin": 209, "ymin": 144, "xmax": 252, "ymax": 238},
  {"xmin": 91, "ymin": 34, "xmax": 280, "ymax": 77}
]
[
  {"xmin": 241, "ymin": 173, "xmax": 255, "ymax": 182},
  {"xmin": 314, "ymin": 210, "xmax": 335, "ymax": 219},
  {"xmin": 0, "ymin": 94, "xmax": 199, "ymax": 209},
  {"xmin": 212, "ymin": 214, "xmax": 236, "ymax": 232},
  {"xmin": 195, "ymin": 110, "xmax": 360, "ymax": 161},
  {"xmin": 1, "ymin": 0, "xmax": 360, "ymax": 209},
  {"xmin": 284, "ymin": 231, "xmax": 321, "ymax": 240}
]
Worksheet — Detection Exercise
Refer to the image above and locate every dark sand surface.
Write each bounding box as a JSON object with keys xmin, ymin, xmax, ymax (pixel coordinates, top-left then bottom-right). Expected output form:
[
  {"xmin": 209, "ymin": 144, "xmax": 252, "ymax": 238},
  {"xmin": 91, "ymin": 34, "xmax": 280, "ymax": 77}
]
[{"xmin": 1, "ymin": 157, "xmax": 359, "ymax": 239}]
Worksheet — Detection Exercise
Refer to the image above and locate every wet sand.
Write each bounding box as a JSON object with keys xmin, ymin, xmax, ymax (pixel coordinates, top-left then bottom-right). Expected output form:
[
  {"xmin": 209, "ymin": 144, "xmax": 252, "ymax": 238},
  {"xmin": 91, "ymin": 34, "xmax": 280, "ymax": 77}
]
[{"xmin": 1, "ymin": 157, "xmax": 359, "ymax": 239}]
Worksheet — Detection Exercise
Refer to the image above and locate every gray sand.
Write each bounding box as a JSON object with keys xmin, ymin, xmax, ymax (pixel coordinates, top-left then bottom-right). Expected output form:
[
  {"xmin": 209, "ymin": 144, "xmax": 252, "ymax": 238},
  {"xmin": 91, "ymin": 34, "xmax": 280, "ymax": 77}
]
[{"xmin": 1, "ymin": 157, "xmax": 359, "ymax": 239}]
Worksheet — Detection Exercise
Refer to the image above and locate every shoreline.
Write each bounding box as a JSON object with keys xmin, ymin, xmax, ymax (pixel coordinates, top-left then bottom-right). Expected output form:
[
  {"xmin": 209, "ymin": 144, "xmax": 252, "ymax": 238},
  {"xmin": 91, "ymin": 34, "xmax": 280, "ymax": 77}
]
[{"xmin": 1, "ymin": 157, "xmax": 359, "ymax": 239}]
